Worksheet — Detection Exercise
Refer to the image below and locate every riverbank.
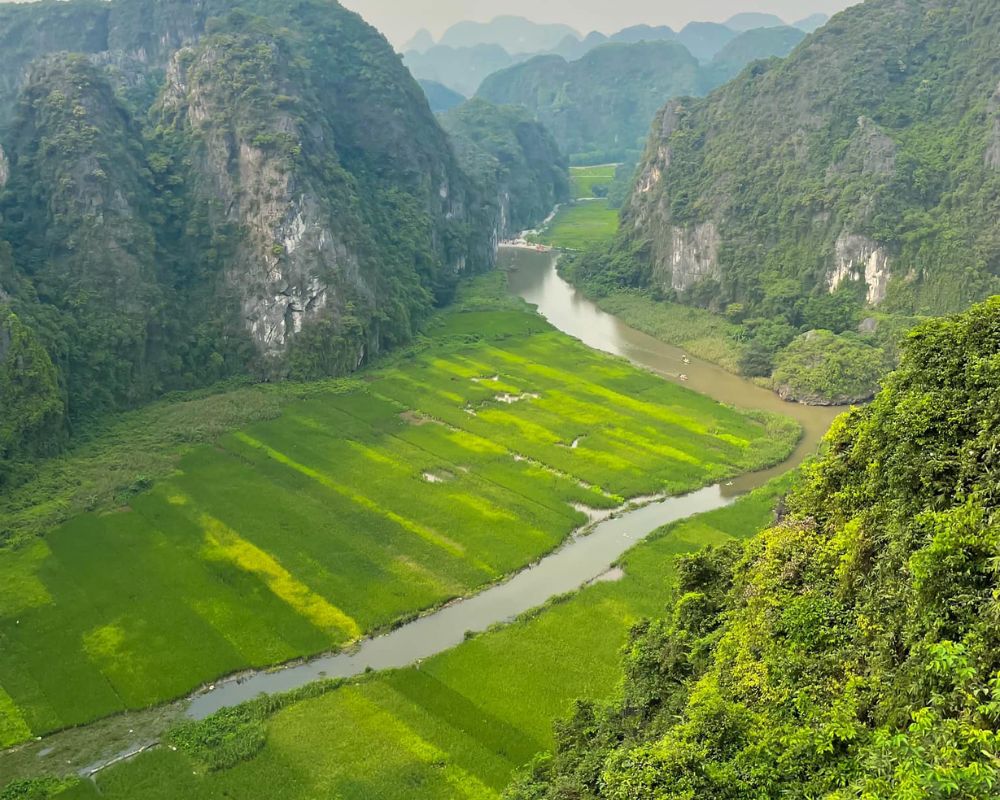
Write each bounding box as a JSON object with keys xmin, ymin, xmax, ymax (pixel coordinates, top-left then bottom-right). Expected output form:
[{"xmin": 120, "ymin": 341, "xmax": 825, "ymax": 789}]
[{"xmin": 1, "ymin": 269, "xmax": 801, "ymax": 790}]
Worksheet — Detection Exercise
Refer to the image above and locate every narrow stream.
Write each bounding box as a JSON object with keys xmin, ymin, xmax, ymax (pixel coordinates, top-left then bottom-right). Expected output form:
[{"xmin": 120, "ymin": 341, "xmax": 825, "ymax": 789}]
[{"xmin": 187, "ymin": 248, "xmax": 839, "ymax": 718}]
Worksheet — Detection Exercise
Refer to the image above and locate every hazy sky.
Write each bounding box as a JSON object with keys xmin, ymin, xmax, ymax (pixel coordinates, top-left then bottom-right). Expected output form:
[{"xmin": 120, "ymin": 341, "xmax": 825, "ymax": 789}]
[{"xmin": 339, "ymin": 0, "xmax": 860, "ymax": 47}]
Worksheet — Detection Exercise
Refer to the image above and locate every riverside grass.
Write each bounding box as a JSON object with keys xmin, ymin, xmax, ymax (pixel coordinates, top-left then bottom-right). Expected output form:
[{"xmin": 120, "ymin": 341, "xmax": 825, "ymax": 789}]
[
  {"xmin": 0, "ymin": 274, "xmax": 798, "ymax": 747},
  {"xmin": 530, "ymin": 200, "xmax": 620, "ymax": 250},
  {"xmin": 569, "ymin": 164, "xmax": 617, "ymax": 199},
  {"xmin": 53, "ymin": 480, "xmax": 793, "ymax": 800}
]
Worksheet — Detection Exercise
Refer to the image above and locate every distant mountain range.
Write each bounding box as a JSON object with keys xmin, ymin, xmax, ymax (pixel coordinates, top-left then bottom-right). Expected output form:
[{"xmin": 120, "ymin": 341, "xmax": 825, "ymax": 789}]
[
  {"xmin": 477, "ymin": 26, "xmax": 805, "ymax": 161},
  {"xmin": 403, "ymin": 13, "xmax": 829, "ymax": 97}
]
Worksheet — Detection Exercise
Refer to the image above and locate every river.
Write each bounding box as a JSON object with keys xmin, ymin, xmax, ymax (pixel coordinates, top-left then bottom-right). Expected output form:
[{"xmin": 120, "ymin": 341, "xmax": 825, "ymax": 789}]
[
  {"xmin": 186, "ymin": 250, "xmax": 839, "ymax": 716},
  {"xmin": 3, "ymin": 248, "xmax": 841, "ymax": 779}
]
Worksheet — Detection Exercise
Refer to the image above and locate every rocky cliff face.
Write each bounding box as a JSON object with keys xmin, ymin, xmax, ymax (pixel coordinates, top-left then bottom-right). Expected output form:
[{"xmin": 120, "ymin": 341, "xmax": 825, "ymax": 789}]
[
  {"xmin": 0, "ymin": 0, "xmax": 543, "ymax": 462},
  {"xmin": 828, "ymin": 231, "xmax": 892, "ymax": 306},
  {"xmin": 441, "ymin": 98, "xmax": 569, "ymax": 241},
  {"xmin": 622, "ymin": 0, "xmax": 1000, "ymax": 317}
]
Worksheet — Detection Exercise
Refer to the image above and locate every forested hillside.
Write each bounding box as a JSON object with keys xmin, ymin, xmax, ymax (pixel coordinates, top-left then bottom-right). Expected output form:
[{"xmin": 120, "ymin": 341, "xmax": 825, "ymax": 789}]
[
  {"xmin": 621, "ymin": 0, "xmax": 1000, "ymax": 349},
  {"xmin": 0, "ymin": 0, "xmax": 561, "ymax": 477},
  {"xmin": 477, "ymin": 30, "xmax": 805, "ymax": 163},
  {"xmin": 441, "ymin": 99, "xmax": 569, "ymax": 241},
  {"xmin": 507, "ymin": 295, "xmax": 1000, "ymax": 799}
]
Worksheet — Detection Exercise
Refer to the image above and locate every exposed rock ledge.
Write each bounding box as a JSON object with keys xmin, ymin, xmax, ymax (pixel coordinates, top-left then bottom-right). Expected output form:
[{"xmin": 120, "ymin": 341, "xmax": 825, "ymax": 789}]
[
  {"xmin": 0, "ymin": 143, "xmax": 8, "ymax": 189},
  {"xmin": 774, "ymin": 383, "xmax": 876, "ymax": 407},
  {"xmin": 828, "ymin": 231, "xmax": 891, "ymax": 305},
  {"xmin": 987, "ymin": 81, "xmax": 1000, "ymax": 170},
  {"xmin": 657, "ymin": 222, "xmax": 721, "ymax": 293}
]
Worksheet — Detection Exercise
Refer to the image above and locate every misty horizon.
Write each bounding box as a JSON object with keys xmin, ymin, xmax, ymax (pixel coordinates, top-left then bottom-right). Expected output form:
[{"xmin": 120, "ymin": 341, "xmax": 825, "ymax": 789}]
[{"xmin": 338, "ymin": 0, "xmax": 861, "ymax": 47}]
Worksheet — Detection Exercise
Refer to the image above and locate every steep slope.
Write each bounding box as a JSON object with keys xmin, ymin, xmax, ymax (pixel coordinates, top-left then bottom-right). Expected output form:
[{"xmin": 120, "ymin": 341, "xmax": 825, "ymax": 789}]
[
  {"xmin": 705, "ymin": 25, "xmax": 806, "ymax": 84},
  {"xmin": 477, "ymin": 29, "xmax": 811, "ymax": 163},
  {"xmin": 624, "ymin": 0, "xmax": 1000, "ymax": 324},
  {"xmin": 794, "ymin": 12, "xmax": 830, "ymax": 32},
  {"xmin": 403, "ymin": 43, "xmax": 520, "ymax": 98},
  {"xmin": 0, "ymin": 0, "xmax": 507, "ymax": 472},
  {"xmin": 2, "ymin": 55, "xmax": 166, "ymax": 419},
  {"xmin": 441, "ymin": 98, "xmax": 569, "ymax": 240},
  {"xmin": 478, "ymin": 42, "xmax": 702, "ymax": 162},
  {"xmin": 508, "ymin": 296, "xmax": 1000, "ymax": 798},
  {"xmin": 419, "ymin": 79, "xmax": 466, "ymax": 113},
  {"xmin": 674, "ymin": 22, "xmax": 738, "ymax": 62},
  {"xmin": 403, "ymin": 28, "xmax": 435, "ymax": 54}
]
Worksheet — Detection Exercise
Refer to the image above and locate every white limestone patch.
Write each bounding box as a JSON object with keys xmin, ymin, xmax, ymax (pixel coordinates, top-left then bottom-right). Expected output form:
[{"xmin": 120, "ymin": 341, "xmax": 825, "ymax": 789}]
[{"xmin": 829, "ymin": 230, "xmax": 891, "ymax": 305}]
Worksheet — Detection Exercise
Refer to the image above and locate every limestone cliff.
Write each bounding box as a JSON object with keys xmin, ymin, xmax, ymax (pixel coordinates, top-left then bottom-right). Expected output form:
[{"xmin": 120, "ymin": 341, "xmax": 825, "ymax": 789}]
[
  {"xmin": 621, "ymin": 0, "xmax": 1000, "ymax": 317},
  {"xmin": 0, "ymin": 0, "xmax": 533, "ymax": 461},
  {"xmin": 441, "ymin": 98, "xmax": 569, "ymax": 242}
]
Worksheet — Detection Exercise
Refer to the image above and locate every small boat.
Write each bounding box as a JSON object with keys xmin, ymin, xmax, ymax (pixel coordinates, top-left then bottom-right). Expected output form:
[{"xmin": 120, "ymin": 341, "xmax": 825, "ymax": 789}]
[{"xmin": 679, "ymin": 374, "xmax": 689, "ymax": 382}]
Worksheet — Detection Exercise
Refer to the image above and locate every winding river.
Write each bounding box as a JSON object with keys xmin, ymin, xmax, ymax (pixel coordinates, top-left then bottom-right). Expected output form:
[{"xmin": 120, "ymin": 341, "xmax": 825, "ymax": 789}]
[
  {"xmin": 187, "ymin": 250, "xmax": 839, "ymax": 717},
  {"xmin": 5, "ymin": 248, "xmax": 840, "ymax": 779}
]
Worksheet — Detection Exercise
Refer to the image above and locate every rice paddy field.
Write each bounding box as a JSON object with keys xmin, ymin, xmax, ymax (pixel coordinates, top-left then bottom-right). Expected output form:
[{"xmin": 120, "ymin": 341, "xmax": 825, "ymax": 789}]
[
  {"xmin": 569, "ymin": 164, "xmax": 618, "ymax": 199},
  {"xmin": 530, "ymin": 200, "xmax": 620, "ymax": 250},
  {"xmin": 35, "ymin": 480, "xmax": 791, "ymax": 800},
  {"xmin": 0, "ymin": 279, "xmax": 798, "ymax": 752}
]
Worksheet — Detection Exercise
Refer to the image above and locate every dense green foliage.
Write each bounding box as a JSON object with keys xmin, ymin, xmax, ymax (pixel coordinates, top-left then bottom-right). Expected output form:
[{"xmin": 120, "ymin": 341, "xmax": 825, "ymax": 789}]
[
  {"xmin": 0, "ymin": 310, "xmax": 65, "ymax": 480},
  {"xmin": 441, "ymin": 99, "xmax": 569, "ymax": 236},
  {"xmin": 477, "ymin": 29, "xmax": 807, "ymax": 163},
  {"xmin": 477, "ymin": 43, "xmax": 700, "ymax": 163},
  {"xmin": 506, "ymin": 297, "xmax": 1000, "ymax": 799},
  {"xmin": 624, "ymin": 0, "xmax": 1000, "ymax": 322},
  {"xmin": 771, "ymin": 329, "xmax": 886, "ymax": 405},
  {"xmin": 561, "ymin": 0, "xmax": 1000, "ymax": 404},
  {"xmin": 419, "ymin": 79, "xmax": 466, "ymax": 113},
  {"xmin": 0, "ymin": 273, "xmax": 796, "ymax": 747},
  {"xmin": 0, "ymin": 0, "xmax": 572, "ymax": 473},
  {"xmin": 702, "ymin": 26, "xmax": 805, "ymax": 85}
]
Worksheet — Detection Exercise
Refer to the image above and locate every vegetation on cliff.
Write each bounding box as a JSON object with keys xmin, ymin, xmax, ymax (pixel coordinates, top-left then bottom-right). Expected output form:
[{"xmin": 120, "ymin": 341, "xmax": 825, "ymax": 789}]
[
  {"xmin": 441, "ymin": 98, "xmax": 569, "ymax": 237},
  {"xmin": 566, "ymin": 0, "xmax": 999, "ymax": 403},
  {"xmin": 623, "ymin": 0, "xmax": 1000, "ymax": 323},
  {"xmin": 507, "ymin": 297, "xmax": 1000, "ymax": 799},
  {"xmin": 477, "ymin": 27, "xmax": 805, "ymax": 165},
  {"xmin": 0, "ymin": 0, "xmax": 564, "ymax": 474}
]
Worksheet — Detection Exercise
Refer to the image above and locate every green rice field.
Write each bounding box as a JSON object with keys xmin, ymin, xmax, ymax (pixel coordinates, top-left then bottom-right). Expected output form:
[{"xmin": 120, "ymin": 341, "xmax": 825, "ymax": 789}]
[
  {"xmin": 0, "ymin": 280, "xmax": 797, "ymax": 749},
  {"xmin": 569, "ymin": 164, "xmax": 618, "ymax": 199},
  {"xmin": 36, "ymin": 480, "xmax": 791, "ymax": 799},
  {"xmin": 530, "ymin": 201, "xmax": 620, "ymax": 250}
]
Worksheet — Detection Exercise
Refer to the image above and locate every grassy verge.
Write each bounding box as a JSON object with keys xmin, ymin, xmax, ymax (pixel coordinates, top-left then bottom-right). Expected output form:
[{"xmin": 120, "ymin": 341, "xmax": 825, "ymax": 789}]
[
  {"xmin": 11, "ymin": 478, "xmax": 793, "ymax": 798},
  {"xmin": 0, "ymin": 273, "xmax": 797, "ymax": 748},
  {"xmin": 529, "ymin": 201, "xmax": 619, "ymax": 250},
  {"xmin": 569, "ymin": 164, "xmax": 618, "ymax": 199},
  {"xmin": 589, "ymin": 291, "xmax": 748, "ymax": 374}
]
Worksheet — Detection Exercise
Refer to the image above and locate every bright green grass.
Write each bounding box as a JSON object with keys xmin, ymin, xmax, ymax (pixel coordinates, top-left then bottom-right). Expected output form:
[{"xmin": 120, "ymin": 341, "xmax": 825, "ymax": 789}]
[
  {"xmin": 591, "ymin": 291, "xmax": 749, "ymax": 373},
  {"xmin": 75, "ymin": 480, "xmax": 791, "ymax": 800},
  {"xmin": 530, "ymin": 201, "xmax": 620, "ymax": 250},
  {"xmin": 570, "ymin": 164, "xmax": 617, "ymax": 199},
  {"xmin": 0, "ymin": 281, "xmax": 797, "ymax": 746}
]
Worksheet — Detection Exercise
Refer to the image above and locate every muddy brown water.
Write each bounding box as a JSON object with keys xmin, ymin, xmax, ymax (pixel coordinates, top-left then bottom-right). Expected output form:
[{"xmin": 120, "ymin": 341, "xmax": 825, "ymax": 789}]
[
  {"xmin": 186, "ymin": 248, "xmax": 839, "ymax": 719},
  {"xmin": 5, "ymin": 248, "xmax": 841, "ymax": 779}
]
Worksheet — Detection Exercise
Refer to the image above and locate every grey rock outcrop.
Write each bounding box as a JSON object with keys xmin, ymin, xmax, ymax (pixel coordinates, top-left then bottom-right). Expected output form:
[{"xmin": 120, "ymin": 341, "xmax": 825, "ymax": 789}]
[
  {"xmin": 987, "ymin": 81, "xmax": 1000, "ymax": 170},
  {"xmin": 828, "ymin": 231, "xmax": 892, "ymax": 306}
]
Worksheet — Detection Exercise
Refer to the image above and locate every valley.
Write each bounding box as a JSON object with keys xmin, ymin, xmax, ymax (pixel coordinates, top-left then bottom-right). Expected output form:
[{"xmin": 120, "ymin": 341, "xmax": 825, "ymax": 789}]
[{"xmin": 4, "ymin": 1, "xmax": 999, "ymax": 797}]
